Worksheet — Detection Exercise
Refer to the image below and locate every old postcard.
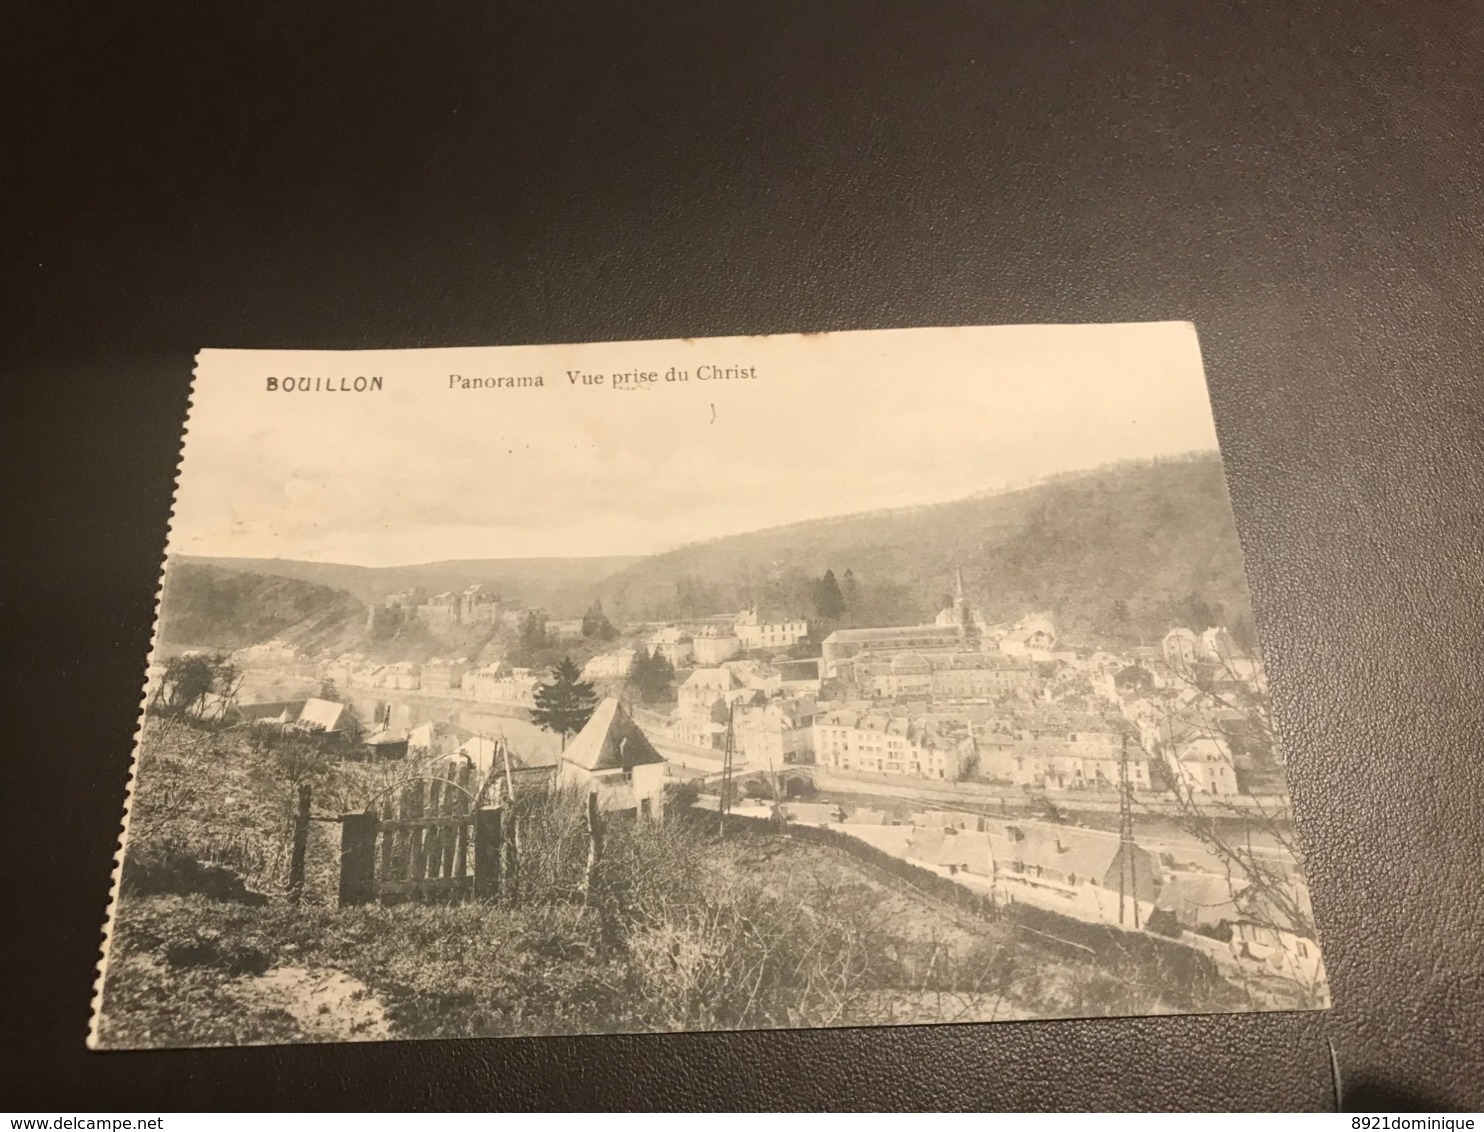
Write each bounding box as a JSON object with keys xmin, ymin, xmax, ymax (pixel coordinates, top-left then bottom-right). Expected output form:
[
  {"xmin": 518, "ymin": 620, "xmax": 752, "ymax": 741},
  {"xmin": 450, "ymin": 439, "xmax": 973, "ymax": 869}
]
[{"xmin": 91, "ymin": 323, "xmax": 1328, "ymax": 1049}]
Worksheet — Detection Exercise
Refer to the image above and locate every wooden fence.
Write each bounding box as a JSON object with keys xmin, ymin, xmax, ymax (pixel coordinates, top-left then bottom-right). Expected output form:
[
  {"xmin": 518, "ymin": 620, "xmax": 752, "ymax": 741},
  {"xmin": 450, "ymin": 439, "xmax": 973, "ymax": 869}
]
[{"xmin": 335, "ymin": 760, "xmax": 502, "ymax": 906}]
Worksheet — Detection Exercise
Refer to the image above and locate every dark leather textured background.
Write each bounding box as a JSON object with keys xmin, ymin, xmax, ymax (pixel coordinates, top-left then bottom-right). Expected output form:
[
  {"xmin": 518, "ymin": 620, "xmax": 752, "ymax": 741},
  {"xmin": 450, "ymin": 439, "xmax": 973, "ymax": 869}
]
[{"xmin": 5, "ymin": 0, "xmax": 1483, "ymax": 1111}]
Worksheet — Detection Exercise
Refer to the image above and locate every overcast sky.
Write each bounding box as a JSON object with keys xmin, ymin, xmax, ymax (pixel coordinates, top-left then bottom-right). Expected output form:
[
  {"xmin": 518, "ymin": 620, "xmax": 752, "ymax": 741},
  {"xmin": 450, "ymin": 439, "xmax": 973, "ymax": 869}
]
[{"xmin": 174, "ymin": 322, "xmax": 1219, "ymax": 565}]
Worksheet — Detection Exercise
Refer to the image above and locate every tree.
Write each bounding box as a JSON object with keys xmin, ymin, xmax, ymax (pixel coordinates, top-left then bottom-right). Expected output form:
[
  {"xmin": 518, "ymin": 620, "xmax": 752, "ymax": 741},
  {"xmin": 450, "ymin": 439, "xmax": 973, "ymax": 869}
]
[
  {"xmin": 674, "ymin": 574, "xmax": 720, "ymax": 619},
  {"xmin": 582, "ymin": 600, "xmax": 617, "ymax": 641},
  {"xmin": 519, "ymin": 611, "xmax": 550, "ymax": 653},
  {"xmin": 1114, "ymin": 665, "xmax": 1155, "ymax": 694},
  {"xmin": 844, "ymin": 577, "xmax": 922, "ymax": 629},
  {"xmin": 338, "ymin": 705, "xmax": 366, "ymax": 748},
  {"xmin": 840, "ymin": 568, "xmax": 862, "ymax": 620},
  {"xmin": 158, "ymin": 652, "xmax": 239, "ymax": 720},
  {"xmin": 626, "ymin": 647, "xmax": 676, "ymax": 704},
  {"xmin": 319, "ymin": 677, "xmax": 341, "ymax": 702},
  {"xmin": 509, "ymin": 611, "xmax": 556, "ymax": 667},
  {"xmin": 1171, "ymin": 592, "xmax": 1221, "ymax": 631},
  {"xmin": 1097, "ymin": 598, "xmax": 1135, "ymax": 643},
  {"xmin": 813, "ymin": 569, "xmax": 845, "ymax": 620},
  {"xmin": 1147, "ymin": 654, "xmax": 1326, "ymax": 1009},
  {"xmin": 531, "ymin": 657, "xmax": 599, "ymax": 744}
]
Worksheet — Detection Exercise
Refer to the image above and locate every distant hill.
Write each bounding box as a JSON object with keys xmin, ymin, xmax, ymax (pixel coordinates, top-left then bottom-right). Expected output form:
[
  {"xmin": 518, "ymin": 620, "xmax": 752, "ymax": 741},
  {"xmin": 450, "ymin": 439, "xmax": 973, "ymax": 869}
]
[
  {"xmin": 173, "ymin": 455, "xmax": 1260, "ymax": 654},
  {"xmin": 178, "ymin": 555, "xmax": 643, "ymax": 618},
  {"xmin": 591, "ymin": 453, "xmax": 1259, "ymax": 646},
  {"xmin": 158, "ymin": 563, "xmax": 366, "ymax": 653}
]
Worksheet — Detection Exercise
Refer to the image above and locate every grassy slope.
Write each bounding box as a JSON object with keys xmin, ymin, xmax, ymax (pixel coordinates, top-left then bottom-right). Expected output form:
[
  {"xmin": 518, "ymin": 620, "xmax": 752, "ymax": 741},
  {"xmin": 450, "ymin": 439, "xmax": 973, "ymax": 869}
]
[
  {"xmin": 158, "ymin": 562, "xmax": 510, "ymax": 663},
  {"xmin": 98, "ymin": 721, "xmax": 1200, "ymax": 1048},
  {"xmin": 158, "ymin": 562, "xmax": 366, "ymax": 654},
  {"xmin": 99, "ymin": 836, "xmax": 1182, "ymax": 1047}
]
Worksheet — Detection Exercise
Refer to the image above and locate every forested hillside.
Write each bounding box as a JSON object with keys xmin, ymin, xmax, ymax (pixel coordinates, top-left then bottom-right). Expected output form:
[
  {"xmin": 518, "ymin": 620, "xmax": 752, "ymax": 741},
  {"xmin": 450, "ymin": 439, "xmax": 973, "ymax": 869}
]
[
  {"xmin": 158, "ymin": 563, "xmax": 366, "ymax": 653},
  {"xmin": 593, "ymin": 454, "xmax": 1259, "ymax": 646},
  {"xmin": 168, "ymin": 456, "xmax": 1261, "ymax": 653},
  {"xmin": 181, "ymin": 555, "xmax": 643, "ymax": 617}
]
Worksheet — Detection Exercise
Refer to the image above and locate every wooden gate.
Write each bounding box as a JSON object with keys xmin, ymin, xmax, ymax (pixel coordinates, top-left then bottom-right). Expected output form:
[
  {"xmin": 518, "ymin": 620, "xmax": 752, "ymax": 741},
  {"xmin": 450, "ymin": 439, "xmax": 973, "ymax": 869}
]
[{"xmin": 338, "ymin": 760, "xmax": 501, "ymax": 906}]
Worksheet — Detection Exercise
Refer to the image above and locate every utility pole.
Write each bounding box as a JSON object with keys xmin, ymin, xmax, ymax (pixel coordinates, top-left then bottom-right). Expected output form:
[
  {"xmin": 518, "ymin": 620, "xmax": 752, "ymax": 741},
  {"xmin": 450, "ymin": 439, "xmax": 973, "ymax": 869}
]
[
  {"xmin": 719, "ymin": 701, "xmax": 736, "ymax": 840},
  {"xmin": 1118, "ymin": 730, "xmax": 1141, "ymax": 929}
]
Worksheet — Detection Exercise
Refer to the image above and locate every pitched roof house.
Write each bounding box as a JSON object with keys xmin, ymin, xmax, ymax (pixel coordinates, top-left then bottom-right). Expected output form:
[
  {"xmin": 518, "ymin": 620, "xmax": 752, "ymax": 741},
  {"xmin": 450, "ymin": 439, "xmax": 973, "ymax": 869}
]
[
  {"xmin": 558, "ymin": 698, "xmax": 669, "ymax": 817},
  {"xmin": 994, "ymin": 822, "xmax": 1162, "ymax": 903},
  {"xmin": 907, "ymin": 827, "xmax": 996, "ymax": 876},
  {"xmin": 362, "ymin": 728, "xmax": 409, "ymax": 761},
  {"xmin": 408, "ymin": 719, "xmax": 475, "ymax": 756},
  {"xmin": 295, "ymin": 698, "xmax": 349, "ymax": 734},
  {"xmin": 238, "ymin": 699, "xmax": 306, "ymax": 726}
]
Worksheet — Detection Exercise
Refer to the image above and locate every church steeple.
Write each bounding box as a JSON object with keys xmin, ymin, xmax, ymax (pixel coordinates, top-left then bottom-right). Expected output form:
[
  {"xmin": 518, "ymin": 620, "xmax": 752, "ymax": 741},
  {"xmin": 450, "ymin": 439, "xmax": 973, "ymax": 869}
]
[{"xmin": 954, "ymin": 566, "xmax": 979, "ymax": 644}]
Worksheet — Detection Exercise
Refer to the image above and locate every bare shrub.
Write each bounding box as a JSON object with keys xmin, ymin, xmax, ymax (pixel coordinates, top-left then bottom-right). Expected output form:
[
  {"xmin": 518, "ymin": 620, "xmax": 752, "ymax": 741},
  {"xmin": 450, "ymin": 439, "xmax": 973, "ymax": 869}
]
[
  {"xmin": 124, "ymin": 719, "xmax": 294, "ymax": 900},
  {"xmin": 507, "ymin": 784, "xmax": 592, "ymax": 905}
]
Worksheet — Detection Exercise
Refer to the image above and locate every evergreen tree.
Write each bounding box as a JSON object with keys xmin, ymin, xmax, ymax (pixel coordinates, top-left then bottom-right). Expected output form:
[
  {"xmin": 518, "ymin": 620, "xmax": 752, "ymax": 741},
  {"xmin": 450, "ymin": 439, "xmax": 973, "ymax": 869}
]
[
  {"xmin": 531, "ymin": 656, "xmax": 599, "ymax": 743},
  {"xmin": 581, "ymin": 600, "xmax": 617, "ymax": 640},
  {"xmin": 813, "ymin": 568, "xmax": 846, "ymax": 620},
  {"xmin": 840, "ymin": 568, "xmax": 862, "ymax": 620},
  {"xmin": 519, "ymin": 611, "xmax": 550, "ymax": 652},
  {"xmin": 510, "ymin": 610, "xmax": 558, "ymax": 667},
  {"xmin": 626, "ymin": 647, "xmax": 676, "ymax": 704},
  {"xmin": 319, "ymin": 677, "xmax": 341, "ymax": 702}
]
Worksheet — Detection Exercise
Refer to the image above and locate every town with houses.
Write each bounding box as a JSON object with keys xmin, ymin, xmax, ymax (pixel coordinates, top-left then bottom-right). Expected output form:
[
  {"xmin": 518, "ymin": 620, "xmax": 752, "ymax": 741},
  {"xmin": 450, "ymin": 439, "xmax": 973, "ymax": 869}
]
[
  {"xmin": 95, "ymin": 328, "xmax": 1337, "ymax": 1052},
  {"xmin": 160, "ymin": 564, "xmax": 1324, "ymax": 1005}
]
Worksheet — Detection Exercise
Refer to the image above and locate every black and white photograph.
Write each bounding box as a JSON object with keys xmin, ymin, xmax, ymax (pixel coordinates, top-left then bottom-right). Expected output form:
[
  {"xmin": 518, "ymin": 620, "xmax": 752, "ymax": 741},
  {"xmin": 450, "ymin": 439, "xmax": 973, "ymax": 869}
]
[{"xmin": 90, "ymin": 322, "xmax": 1329, "ymax": 1049}]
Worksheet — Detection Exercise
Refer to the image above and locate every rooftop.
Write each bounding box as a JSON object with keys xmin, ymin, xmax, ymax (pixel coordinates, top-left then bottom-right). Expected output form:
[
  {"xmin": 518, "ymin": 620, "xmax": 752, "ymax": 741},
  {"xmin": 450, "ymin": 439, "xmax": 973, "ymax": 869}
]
[
  {"xmin": 296, "ymin": 698, "xmax": 347, "ymax": 732},
  {"xmin": 824, "ymin": 625, "xmax": 961, "ymax": 645},
  {"xmin": 562, "ymin": 698, "xmax": 667, "ymax": 773},
  {"xmin": 681, "ymin": 667, "xmax": 742, "ymax": 691}
]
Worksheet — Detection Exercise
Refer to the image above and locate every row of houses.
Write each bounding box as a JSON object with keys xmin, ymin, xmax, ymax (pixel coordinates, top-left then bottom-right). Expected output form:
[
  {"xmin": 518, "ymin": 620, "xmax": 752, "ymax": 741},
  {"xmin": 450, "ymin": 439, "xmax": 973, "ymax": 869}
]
[
  {"xmin": 462, "ymin": 666, "xmax": 540, "ymax": 708},
  {"xmin": 1118, "ymin": 688, "xmax": 1257, "ymax": 796},
  {"xmin": 668, "ymin": 695, "xmax": 821, "ymax": 765},
  {"xmin": 812, "ymin": 709, "xmax": 974, "ymax": 781},
  {"xmin": 775, "ymin": 804, "xmax": 1324, "ymax": 993},
  {"xmin": 818, "ymin": 610, "xmax": 1065, "ymax": 680},
  {"xmin": 645, "ymin": 608, "xmax": 811, "ymax": 667},
  {"xmin": 660, "ymin": 672, "xmax": 1227, "ymax": 795},
  {"xmin": 316, "ymin": 656, "xmax": 541, "ymax": 708},
  {"xmin": 658, "ymin": 674, "xmax": 1256, "ymax": 800},
  {"xmin": 972, "ymin": 694, "xmax": 1251, "ymax": 798},
  {"xmin": 1162, "ymin": 625, "xmax": 1240, "ymax": 670},
  {"xmin": 320, "ymin": 656, "xmax": 471, "ymax": 693},
  {"xmin": 975, "ymin": 732, "xmax": 1153, "ymax": 792},
  {"xmin": 581, "ymin": 648, "xmax": 637, "ymax": 681},
  {"xmin": 676, "ymin": 662, "xmax": 783, "ymax": 715},
  {"xmin": 236, "ymin": 687, "xmax": 673, "ymax": 819},
  {"xmin": 857, "ymin": 650, "xmax": 1041, "ymax": 700}
]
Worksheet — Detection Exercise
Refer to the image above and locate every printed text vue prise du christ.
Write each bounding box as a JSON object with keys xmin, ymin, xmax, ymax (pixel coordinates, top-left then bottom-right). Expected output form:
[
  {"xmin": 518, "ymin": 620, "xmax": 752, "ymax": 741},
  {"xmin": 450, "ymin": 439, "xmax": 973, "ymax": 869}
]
[{"xmin": 451, "ymin": 365, "xmax": 758, "ymax": 390}]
